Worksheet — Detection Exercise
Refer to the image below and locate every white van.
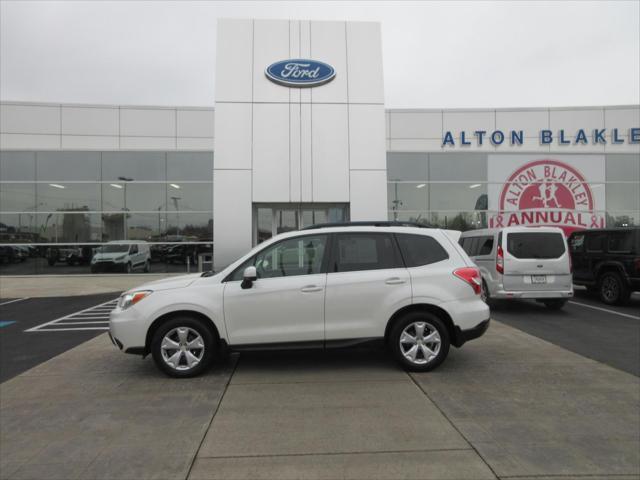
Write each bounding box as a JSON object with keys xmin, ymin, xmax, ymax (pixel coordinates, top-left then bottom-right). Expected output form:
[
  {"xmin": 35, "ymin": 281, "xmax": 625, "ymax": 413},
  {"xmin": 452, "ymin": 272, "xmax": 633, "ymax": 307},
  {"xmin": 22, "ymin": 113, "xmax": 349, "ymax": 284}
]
[
  {"xmin": 91, "ymin": 241, "xmax": 151, "ymax": 274},
  {"xmin": 459, "ymin": 226, "xmax": 573, "ymax": 309}
]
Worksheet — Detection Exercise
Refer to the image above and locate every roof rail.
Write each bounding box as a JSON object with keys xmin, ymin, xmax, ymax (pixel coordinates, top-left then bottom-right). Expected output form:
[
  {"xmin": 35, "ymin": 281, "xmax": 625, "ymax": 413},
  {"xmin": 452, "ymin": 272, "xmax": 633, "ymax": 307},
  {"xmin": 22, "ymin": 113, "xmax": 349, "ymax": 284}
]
[{"xmin": 301, "ymin": 221, "xmax": 432, "ymax": 230}]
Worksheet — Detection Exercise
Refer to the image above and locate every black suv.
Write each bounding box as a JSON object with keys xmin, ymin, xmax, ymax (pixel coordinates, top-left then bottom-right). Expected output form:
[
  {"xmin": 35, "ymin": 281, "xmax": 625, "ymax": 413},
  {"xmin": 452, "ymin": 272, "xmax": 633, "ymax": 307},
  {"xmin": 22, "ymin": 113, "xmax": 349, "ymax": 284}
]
[{"xmin": 569, "ymin": 228, "xmax": 640, "ymax": 305}]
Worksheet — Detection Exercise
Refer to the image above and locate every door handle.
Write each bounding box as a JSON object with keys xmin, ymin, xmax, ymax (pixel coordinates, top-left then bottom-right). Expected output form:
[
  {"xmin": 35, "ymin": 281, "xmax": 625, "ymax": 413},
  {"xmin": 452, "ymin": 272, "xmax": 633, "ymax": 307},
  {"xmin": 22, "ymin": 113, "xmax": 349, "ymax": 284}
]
[
  {"xmin": 385, "ymin": 277, "xmax": 406, "ymax": 285},
  {"xmin": 300, "ymin": 285, "xmax": 323, "ymax": 293}
]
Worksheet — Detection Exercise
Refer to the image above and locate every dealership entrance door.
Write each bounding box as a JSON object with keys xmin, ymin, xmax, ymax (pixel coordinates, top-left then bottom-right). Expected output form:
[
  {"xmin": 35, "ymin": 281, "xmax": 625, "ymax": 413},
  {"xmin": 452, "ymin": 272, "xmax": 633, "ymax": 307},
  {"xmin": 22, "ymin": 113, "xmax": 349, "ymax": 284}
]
[{"xmin": 253, "ymin": 204, "xmax": 349, "ymax": 245}]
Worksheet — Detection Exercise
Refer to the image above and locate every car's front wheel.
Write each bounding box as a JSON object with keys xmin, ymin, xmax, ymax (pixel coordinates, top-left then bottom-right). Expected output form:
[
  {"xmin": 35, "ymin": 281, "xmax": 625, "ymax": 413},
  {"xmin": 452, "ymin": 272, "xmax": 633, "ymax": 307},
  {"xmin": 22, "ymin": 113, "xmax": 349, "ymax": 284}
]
[
  {"xmin": 151, "ymin": 317, "xmax": 216, "ymax": 378},
  {"xmin": 389, "ymin": 312, "xmax": 450, "ymax": 372}
]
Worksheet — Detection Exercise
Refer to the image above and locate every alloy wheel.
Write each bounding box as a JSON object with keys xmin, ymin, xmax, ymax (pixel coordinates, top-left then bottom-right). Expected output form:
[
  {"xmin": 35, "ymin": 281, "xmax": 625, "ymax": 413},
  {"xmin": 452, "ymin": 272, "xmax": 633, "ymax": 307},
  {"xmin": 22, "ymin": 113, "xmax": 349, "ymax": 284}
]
[
  {"xmin": 601, "ymin": 275, "xmax": 619, "ymax": 302},
  {"xmin": 160, "ymin": 327, "xmax": 205, "ymax": 371},
  {"xmin": 399, "ymin": 321, "xmax": 441, "ymax": 365}
]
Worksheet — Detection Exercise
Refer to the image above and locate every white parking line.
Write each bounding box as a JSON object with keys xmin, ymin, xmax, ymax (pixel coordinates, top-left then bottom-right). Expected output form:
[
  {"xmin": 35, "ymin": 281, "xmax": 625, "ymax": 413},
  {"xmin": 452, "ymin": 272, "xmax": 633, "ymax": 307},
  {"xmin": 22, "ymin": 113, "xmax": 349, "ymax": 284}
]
[
  {"xmin": 26, "ymin": 299, "xmax": 118, "ymax": 332},
  {"xmin": 568, "ymin": 300, "xmax": 640, "ymax": 320},
  {"xmin": 0, "ymin": 297, "xmax": 30, "ymax": 307}
]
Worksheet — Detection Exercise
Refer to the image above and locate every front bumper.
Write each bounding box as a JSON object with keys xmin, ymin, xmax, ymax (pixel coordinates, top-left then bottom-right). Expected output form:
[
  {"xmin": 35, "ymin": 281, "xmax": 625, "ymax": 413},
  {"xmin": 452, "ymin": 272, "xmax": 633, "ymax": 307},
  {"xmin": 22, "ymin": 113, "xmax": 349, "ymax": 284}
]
[
  {"xmin": 92, "ymin": 261, "xmax": 127, "ymax": 272},
  {"xmin": 109, "ymin": 306, "xmax": 148, "ymax": 355}
]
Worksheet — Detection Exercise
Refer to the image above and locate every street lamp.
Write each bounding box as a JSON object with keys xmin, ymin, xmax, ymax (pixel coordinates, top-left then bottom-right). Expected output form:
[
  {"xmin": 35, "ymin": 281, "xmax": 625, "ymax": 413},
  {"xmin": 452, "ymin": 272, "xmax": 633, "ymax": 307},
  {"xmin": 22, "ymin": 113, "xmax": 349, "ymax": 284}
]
[
  {"xmin": 170, "ymin": 196, "xmax": 181, "ymax": 237},
  {"xmin": 118, "ymin": 176, "xmax": 133, "ymax": 239}
]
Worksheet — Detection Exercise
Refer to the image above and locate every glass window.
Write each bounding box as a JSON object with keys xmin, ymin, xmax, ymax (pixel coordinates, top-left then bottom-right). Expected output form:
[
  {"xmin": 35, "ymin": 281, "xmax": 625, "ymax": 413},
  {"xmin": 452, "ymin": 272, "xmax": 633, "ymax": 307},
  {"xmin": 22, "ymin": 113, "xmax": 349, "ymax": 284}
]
[
  {"xmin": 102, "ymin": 183, "xmax": 166, "ymax": 212},
  {"xmin": 333, "ymin": 233, "xmax": 402, "ymax": 272},
  {"xmin": 606, "ymin": 212, "xmax": 638, "ymax": 228},
  {"xmin": 388, "ymin": 211, "xmax": 432, "ymax": 226},
  {"xmin": 36, "ymin": 152, "xmax": 100, "ymax": 181},
  {"xmin": 478, "ymin": 236, "xmax": 494, "ymax": 255},
  {"xmin": 429, "ymin": 211, "xmax": 485, "ymax": 231},
  {"xmin": 507, "ymin": 232, "xmax": 566, "ymax": 259},
  {"xmin": 387, "ymin": 183, "xmax": 428, "ymax": 211},
  {"xmin": 0, "ymin": 152, "xmax": 35, "ymax": 181},
  {"xmin": 429, "ymin": 153, "xmax": 487, "ymax": 181},
  {"xmin": 396, "ymin": 233, "xmax": 448, "ymax": 267},
  {"xmin": 37, "ymin": 183, "xmax": 100, "ymax": 212},
  {"xmin": 608, "ymin": 231, "xmax": 635, "ymax": 253},
  {"xmin": 586, "ymin": 233, "xmax": 605, "ymax": 252},
  {"xmin": 254, "ymin": 234, "xmax": 327, "ymax": 279},
  {"xmin": 429, "ymin": 183, "xmax": 487, "ymax": 211},
  {"xmin": 606, "ymin": 154, "xmax": 640, "ymax": 182},
  {"xmin": 387, "ymin": 153, "xmax": 428, "ymax": 181},
  {"xmin": 276, "ymin": 210, "xmax": 298, "ymax": 234},
  {"xmin": 257, "ymin": 208, "xmax": 273, "ymax": 243},
  {"xmin": 606, "ymin": 183, "xmax": 639, "ymax": 212},
  {"xmin": 164, "ymin": 212, "xmax": 213, "ymax": 241},
  {"xmin": 0, "ymin": 183, "xmax": 37, "ymax": 212},
  {"xmin": 569, "ymin": 233, "xmax": 585, "ymax": 253},
  {"xmin": 101, "ymin": 152, "xmax": 166, "ymax": 181},
  {"xmin": 36, "ymin": 213, "xmax": 102, "ymax": 243},
  {"xmin": 165, "ymin": 183, "xmax": 212, "ymax": 212},
  {"xmin": 167, "ymin": 153, "xmax": 213, "ymax": 181}
]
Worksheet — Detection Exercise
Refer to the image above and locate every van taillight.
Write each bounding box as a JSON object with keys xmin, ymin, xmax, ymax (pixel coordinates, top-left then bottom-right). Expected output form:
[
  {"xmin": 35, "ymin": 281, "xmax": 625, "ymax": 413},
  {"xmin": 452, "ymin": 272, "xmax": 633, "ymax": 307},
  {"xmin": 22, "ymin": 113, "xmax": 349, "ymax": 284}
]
[
  {"xmin": 453, "ymin": 267, "xmax": 482, "ymax": 295},
  {"xmin": 496, "ymin": 245, "xmax": 504, "ymax": 274}
]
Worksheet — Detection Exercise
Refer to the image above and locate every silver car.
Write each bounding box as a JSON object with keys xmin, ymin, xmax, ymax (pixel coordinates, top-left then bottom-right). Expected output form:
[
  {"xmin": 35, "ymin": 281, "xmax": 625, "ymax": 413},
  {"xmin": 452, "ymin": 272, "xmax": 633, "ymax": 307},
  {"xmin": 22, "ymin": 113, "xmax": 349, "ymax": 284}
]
[{"xmin": 459, "ymin": 226, "xmax": 573, "ymax": 309}]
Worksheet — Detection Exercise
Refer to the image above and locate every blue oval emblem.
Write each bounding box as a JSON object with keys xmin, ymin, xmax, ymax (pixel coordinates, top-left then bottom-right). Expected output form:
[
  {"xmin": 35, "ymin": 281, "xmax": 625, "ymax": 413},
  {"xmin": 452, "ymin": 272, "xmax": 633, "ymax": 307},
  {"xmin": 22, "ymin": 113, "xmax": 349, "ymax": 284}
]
[{"xmin": 265, "ymin": 59, "xmax": 335, "ymax": 88}]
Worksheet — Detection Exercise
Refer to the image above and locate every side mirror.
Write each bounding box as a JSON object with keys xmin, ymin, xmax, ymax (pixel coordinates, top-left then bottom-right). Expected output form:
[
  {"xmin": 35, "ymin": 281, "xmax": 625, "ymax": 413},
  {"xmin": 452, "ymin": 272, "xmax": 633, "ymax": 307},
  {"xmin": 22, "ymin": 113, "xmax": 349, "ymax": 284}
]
[{"xmin": 241, "ymin": 266, "xmax": 257, "ymax": 289}]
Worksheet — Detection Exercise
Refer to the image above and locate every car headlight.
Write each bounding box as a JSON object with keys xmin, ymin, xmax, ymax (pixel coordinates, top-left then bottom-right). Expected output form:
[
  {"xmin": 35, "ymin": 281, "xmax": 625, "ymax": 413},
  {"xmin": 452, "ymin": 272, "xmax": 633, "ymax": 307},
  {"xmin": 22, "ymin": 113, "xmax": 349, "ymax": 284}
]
[
  {"xmin": 118, "ymin": 290, "xmax": 152, "ymax": 310},
  {"xmin": 115, "ymin": 255, "xmax": 126, "ymax": 262}
]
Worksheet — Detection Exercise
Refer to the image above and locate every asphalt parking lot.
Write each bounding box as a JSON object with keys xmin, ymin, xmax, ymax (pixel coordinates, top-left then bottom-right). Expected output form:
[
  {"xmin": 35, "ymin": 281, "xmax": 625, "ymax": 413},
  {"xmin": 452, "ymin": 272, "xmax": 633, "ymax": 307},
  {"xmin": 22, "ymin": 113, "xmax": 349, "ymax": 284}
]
[{"xmin": 1, "ymin": 290, "xmax": 639, "ymax": 479}]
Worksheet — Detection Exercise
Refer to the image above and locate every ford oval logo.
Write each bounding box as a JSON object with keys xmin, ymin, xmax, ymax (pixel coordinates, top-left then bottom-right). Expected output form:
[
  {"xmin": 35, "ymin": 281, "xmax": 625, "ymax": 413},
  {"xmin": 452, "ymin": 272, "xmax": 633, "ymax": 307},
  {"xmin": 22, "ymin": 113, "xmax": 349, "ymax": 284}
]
[{"xmin": 265, "ymin": 59, "xmax": 335, "ymax": 87}]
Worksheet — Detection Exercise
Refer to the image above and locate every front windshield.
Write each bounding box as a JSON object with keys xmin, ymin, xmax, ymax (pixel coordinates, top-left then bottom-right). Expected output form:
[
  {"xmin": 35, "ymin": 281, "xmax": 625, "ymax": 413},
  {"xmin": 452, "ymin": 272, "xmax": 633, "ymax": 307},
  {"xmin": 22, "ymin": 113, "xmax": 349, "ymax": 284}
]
[{"xmin": 101, "ymin": 244, "xmax": 130, "ymax": 253}]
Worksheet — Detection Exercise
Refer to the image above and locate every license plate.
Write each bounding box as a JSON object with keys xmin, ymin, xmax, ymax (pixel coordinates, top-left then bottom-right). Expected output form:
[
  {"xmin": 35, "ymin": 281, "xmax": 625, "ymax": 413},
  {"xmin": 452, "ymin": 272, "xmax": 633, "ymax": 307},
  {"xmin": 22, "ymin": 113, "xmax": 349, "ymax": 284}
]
[{"xmin": 531, "ymin": 275, "xmax": 547, "ymax": 284}]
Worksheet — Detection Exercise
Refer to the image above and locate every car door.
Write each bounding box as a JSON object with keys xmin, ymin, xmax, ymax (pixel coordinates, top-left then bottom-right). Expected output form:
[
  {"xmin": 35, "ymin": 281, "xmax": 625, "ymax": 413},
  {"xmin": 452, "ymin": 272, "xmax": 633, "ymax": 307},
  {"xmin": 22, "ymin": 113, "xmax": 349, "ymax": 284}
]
[
  {"xmin": 569, "ymin": 232, "xmax": 588, "ymax": 281},
  {"xmin": 585, "ymin": 232, "xmax": 606, "ymax": 282},
  {"xmin": 324, "ymin": 232, "xmax": 411, "ymax": 341},
  {"xmin": 223, "ymin": 234, "xmax": 329, "ymax": 346}
]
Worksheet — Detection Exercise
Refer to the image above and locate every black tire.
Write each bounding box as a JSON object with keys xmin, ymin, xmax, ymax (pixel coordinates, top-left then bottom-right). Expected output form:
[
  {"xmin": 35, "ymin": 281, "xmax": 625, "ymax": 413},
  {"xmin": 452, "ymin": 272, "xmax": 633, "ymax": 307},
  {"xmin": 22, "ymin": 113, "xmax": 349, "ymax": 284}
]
[
  {"xmin": 542, "ymin": 299, "xmax": 567, "ymax": 310},
  {"xmin": 151, "ymin": 316, "xmax": 216, "ymax": 378},
  {"xmin": 125, "ymin": 262, "xmax": 132, "ymax": 274},
  {"xmin": 598, "ymin": 271, "xmax": 630, "ymax": 305},
  {"xmin": 144, "ymin": 260, "xmax": 150, "ymax": 273},
  {"xmin": 388, "ymin": 311, "xmax": 450, "ymax": 372},
  {"xmin": 90, "ymin": 266, "xmax": 98, "ymax": 273}
]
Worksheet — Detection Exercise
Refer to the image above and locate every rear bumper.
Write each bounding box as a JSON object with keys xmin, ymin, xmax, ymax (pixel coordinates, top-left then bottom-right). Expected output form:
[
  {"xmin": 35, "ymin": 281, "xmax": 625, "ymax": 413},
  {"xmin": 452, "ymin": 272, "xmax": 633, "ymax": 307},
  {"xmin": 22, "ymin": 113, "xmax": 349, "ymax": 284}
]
[
  {"xmin": 453, "ymin": 318, "xmax": 490, "ymax": 347},
  {"xmin": 491, "ymin": 289, "xmax": 573, "ymax": 299}
]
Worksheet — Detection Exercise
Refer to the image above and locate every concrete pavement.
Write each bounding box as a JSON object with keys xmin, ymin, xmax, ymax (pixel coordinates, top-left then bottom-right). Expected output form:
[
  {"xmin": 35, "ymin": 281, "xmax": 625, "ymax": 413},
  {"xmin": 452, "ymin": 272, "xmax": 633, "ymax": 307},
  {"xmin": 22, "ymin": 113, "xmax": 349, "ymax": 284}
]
[{"xmin": 1, "ymin": 321, "xmax": 638, "ymax": 479}]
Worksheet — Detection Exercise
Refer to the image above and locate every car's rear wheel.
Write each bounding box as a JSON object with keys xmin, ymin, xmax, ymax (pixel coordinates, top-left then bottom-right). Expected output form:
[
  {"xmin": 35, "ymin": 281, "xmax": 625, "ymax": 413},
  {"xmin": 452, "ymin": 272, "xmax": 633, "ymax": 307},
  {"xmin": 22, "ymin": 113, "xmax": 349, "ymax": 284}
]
[
  {"xmin": 151, "ymin": 317, "xmax": 215, "ymax": 378},
  {"xmin": 598, "ymin": 271, "xmax": 630, "ymax": 305},
  {"xmin": 144, "ymin": 260, "xmax": 150, "ymax": 273},
  {"xmin": 389, "ymin": 312, "xmax": 450, "ymax": 372}
]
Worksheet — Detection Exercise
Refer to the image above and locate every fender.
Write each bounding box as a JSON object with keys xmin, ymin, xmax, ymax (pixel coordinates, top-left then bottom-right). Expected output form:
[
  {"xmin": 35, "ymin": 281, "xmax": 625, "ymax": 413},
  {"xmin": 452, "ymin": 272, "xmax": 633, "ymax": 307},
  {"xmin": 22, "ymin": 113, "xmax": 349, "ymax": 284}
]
[
  {"xmin": 149, "ymin": 302, "xmax": 228, "ymax": 342},
  {"xmin": 595, "ymin": 261, "xmax": 629, "ymax": 280}
]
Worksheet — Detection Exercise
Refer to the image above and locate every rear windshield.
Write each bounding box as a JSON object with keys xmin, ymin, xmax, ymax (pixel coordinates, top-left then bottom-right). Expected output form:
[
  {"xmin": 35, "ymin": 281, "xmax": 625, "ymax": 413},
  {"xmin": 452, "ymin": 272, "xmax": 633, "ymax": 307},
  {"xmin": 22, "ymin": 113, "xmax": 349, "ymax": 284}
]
[{"xmin": 506, "ymin": 232, "xmax": 565, "ymax": 259}]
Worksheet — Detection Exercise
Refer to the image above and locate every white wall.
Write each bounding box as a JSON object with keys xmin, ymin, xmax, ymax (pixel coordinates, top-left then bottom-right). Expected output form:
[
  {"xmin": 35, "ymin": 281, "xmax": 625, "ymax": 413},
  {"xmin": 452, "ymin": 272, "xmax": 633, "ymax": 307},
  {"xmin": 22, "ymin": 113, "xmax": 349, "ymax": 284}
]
[
  {"xmin": 386, "ymin": 106, "xmax": 640, "ymax": 154},
  {"xmin": 0, "ymin": 102, "xmax": 215, "ymax": 151},
  {"xmin": 213, "ymin": 18, "xmax": 387, "ymax": 270}
]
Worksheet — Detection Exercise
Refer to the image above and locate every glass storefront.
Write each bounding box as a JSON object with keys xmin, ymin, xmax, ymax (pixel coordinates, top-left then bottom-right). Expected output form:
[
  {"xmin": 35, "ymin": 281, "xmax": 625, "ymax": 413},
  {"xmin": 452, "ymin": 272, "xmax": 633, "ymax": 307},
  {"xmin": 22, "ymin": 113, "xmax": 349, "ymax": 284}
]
[
  {"xmin": 387, "ymin": 153, "xmax": 640, "ymax": 230},
  {"xmin": 0, "ymin": 151, "xmax": 213, "ymax": 274}
]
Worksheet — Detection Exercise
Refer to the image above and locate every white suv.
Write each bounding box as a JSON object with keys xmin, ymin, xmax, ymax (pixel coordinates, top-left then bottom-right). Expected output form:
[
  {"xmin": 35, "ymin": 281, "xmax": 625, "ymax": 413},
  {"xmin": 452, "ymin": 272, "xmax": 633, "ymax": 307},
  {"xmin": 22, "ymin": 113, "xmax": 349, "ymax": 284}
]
[{"xmin": 109, "ymin": 223, "xmax": 490, "ymax": 377}]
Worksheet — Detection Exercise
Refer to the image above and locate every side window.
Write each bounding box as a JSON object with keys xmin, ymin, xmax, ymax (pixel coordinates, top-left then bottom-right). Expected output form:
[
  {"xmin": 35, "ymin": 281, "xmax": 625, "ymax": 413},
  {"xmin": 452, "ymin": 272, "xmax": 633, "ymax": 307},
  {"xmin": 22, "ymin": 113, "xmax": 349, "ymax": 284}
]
[
  {"xmin": 608, "ymin": 232, "xmax": 633, "ymax": 253},
  {"xmin": 396, "ymin": 233, "xmax": 449, "ymax": 267},
  {"xmin": 460, "ymin": 237, "xmax": 474, "ymax": 255},
  {"xmin": 255, "ymin": 235, "xmax": 327, "ymax": 279},
  {"xmin": 586, "ymin": 234, "xmax": 605, "ymax": 252},
  {"xmin": 332, "ymin": 233, "xmax": 402, "ymax": 272},
  {"xmin": 226, "ymin": 235, "xmax": 327, "ymax": 282},
  {"xmin": 130, "ymin": 245, "xmax": 138, "ymax": 254},
  {"xmin": 569, "ymin": 233, "xmax": 585, "ymax": 253},
  {"xmin": 477, "ymin": 236, "xmax": 494, "ymax": 256}
]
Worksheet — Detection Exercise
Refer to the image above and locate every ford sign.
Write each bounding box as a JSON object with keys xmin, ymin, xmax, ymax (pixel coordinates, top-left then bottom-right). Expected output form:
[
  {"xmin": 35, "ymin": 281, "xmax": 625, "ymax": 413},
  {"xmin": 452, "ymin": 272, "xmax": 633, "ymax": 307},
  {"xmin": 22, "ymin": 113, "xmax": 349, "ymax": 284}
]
[{"xmin": 265, "ymin": 59, "xmax": 335, "ymax": 87}]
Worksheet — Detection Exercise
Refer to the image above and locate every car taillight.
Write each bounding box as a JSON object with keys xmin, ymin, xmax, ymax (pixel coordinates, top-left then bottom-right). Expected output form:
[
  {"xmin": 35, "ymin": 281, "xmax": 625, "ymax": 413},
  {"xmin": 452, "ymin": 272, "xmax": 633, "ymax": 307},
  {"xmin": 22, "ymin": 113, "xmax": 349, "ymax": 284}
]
[
  {"xmin": 496, "ymin": 245, "xmax": 504, "ymax": 274},
  {"xmin": 453, "ymin": 267, "xmax": 482, "ymax": 295}
]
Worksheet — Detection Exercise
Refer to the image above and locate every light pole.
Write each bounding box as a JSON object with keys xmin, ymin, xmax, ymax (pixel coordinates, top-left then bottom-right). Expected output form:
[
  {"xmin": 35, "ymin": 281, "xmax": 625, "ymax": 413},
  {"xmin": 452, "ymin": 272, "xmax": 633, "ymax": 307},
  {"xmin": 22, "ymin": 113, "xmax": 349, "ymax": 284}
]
[
  {"xmin": 170, "ymin": 196, "xmax": 181, "ymax": 237},
  {"xmin": 118, "ymin": 176, "xmax": 133, "ymax": 239}
]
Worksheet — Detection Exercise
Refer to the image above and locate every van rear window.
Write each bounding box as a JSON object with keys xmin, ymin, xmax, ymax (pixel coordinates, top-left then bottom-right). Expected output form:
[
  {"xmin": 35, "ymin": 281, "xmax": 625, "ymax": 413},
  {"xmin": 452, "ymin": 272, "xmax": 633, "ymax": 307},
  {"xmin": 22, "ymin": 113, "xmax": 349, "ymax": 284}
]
[{"xmin": 506, "ymin": 232, "xmax": 565, "ymax": 259}]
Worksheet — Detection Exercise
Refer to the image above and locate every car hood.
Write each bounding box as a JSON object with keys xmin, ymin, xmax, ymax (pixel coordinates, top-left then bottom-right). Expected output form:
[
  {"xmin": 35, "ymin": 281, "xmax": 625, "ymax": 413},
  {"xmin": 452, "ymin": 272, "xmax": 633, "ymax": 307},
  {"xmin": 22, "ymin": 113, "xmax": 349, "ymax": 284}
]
[{"xmin": 131, "ymin": 273, "xmax": 202, "ymax": 292}]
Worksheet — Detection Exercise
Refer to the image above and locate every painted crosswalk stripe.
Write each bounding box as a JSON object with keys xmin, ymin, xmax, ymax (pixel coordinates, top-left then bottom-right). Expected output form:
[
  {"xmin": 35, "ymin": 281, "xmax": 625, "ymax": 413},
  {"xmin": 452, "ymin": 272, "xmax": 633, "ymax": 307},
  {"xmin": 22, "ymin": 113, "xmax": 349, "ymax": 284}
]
[{"xmin": 26, "ymin": 299, "xmax": 118, "ymax": 332}]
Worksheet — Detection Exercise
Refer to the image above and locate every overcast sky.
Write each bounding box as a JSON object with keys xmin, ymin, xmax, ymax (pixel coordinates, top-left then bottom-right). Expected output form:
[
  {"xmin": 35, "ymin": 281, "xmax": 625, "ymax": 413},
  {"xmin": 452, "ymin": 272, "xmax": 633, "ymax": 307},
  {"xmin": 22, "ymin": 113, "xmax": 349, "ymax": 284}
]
[{"xmin": 1, "ymin": 1, "xmax": 639, "ymax": 109}]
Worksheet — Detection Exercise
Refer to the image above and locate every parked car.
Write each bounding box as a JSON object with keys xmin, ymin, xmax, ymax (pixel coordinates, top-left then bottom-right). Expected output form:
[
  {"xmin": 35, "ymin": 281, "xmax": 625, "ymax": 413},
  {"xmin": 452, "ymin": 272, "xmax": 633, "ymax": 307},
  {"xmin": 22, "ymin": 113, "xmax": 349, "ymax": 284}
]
[
  {"xmin": 47, "ymin": 245, "xmax": 93, "ymax": 266},
  {"xmin": 459, "ymin": 226, "xmax": 573, "ymax": 309},
  {"xmin": 569, "ymin": 227, "xmax": 640, "ymax": 305},
  {"xmin": 109, "ymin": 222, "xmax": 490, "ymax": 377},
  {"xmin": 91, "ymin": 241, "xmax": 151, "ymax": 273}
]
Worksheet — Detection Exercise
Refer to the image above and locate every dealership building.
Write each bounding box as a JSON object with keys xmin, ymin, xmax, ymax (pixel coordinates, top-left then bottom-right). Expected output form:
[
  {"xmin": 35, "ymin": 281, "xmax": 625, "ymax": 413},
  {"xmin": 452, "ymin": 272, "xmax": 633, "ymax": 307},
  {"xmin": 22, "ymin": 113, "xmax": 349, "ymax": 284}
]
[{"xmin": 1, "ymin": 18, "xmax": 639, "ymax": 275}]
